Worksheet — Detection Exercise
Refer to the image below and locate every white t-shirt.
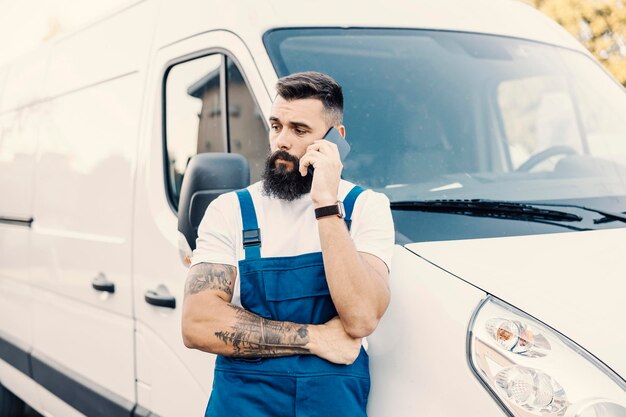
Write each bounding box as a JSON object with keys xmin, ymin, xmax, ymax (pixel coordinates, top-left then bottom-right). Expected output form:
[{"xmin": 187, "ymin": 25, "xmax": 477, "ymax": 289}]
[{"xmin": 191, "ymin": 180, "xmax": 395, "ymax": 307}]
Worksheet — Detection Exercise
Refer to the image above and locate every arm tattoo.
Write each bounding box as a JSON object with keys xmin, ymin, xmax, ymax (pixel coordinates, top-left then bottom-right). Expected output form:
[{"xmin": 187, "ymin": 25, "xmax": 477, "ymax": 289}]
[
  {"xmin": 184, "ymin": 263, "xmax": 235, "ymax": 297},
  {"xmin": 215, "ymin": 305, "xmax": 310, "ymax": 358}
]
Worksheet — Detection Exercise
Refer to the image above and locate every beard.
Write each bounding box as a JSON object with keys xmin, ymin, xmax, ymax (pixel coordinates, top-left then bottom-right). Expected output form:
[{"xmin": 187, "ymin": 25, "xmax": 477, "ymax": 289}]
[{"xmin": 262, "ymin": 150, "xmax": 313, "ymax": 201}]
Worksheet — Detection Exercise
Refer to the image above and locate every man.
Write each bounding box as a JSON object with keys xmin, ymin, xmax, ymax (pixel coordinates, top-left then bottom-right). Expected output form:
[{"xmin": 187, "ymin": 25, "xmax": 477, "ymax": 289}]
[{"xmin": 182, "ymin": 71, "xmax": 394, "ymax": 416}]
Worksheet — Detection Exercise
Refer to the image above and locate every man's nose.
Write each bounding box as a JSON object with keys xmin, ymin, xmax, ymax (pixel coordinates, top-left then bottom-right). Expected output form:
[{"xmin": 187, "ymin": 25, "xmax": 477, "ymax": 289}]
[{"xmin": 275, "ymin": 129, "xmax": 292, "ymax": 150}]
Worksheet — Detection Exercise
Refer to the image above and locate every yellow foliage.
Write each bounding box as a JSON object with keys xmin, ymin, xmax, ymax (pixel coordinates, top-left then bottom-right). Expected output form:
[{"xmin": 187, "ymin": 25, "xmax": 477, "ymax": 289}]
[{"xmin": 528, "ymin": 0, "xmax": 626, "ymax": 86}]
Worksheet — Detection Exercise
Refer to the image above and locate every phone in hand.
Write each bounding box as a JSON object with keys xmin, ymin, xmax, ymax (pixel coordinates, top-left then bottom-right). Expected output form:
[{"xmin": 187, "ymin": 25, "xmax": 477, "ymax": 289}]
[{"xmin": 307, "ymin": 127, "xmax": 351, "ymax": 176}]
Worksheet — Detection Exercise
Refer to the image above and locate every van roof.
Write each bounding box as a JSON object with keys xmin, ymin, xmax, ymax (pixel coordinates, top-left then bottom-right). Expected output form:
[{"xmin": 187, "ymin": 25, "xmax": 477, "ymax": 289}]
[{"xmin": 156, "ymin": 0, "xmax": 587, "ymax": 53}]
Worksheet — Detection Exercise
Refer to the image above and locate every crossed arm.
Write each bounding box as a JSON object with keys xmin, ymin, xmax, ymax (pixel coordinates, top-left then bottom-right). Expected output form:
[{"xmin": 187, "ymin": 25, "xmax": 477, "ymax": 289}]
[
  {"xmin": 317, "ymin": 216, "xmax": 391, "ymax": 338},
  {"xmin": 182, "ymin": 195, "xmax": 390, "ymax": 359},
  {"xmin": 181, "ymin": 263, "xmax": 362, "ymax": 363}
]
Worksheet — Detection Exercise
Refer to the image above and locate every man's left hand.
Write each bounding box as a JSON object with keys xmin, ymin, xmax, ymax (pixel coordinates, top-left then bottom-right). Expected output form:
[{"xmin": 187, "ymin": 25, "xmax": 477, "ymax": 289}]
[{"xmin": 299, "ymin": 139, "xmax": 342, "ymax": 207}]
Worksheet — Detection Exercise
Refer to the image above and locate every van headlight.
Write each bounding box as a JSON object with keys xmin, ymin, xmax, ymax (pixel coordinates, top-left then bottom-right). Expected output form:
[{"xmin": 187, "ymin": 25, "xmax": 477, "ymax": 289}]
[{"xmin": 468, "ymin": 297, "xmax": 626, "ymax": 417}]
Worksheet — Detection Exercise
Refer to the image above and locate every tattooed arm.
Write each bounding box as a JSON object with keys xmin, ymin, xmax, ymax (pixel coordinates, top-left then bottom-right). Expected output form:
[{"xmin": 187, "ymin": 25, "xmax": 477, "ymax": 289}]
[{"xmin": 181, "ymin": 262, "xmax": 361, "ymax": 363}]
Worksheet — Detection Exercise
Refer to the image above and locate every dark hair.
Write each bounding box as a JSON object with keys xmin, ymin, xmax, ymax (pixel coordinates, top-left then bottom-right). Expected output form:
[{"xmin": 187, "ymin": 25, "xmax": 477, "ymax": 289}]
[{"xmin": 275, "ymin": 71, "xmax": 343, "ymax": 125}]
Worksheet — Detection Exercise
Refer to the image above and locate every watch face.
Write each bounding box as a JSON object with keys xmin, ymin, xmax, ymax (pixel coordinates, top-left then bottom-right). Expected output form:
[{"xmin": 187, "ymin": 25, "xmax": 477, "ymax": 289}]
[{"xmin": 338, "ymin": 201, "xmax": 345, "ymax": 218}]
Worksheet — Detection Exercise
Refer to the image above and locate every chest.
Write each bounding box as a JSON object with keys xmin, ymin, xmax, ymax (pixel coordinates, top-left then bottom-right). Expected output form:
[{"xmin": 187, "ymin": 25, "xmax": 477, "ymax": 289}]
[{"xmin": 235, "ymin": 197, "xmax": 322, "ymax": 261}]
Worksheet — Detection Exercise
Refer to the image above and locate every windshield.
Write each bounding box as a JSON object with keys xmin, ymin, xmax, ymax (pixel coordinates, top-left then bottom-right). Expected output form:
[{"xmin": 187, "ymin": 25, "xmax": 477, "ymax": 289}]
[{"xmin": 264, "ymin": 28, "xmax": 626, "ymax": 241}]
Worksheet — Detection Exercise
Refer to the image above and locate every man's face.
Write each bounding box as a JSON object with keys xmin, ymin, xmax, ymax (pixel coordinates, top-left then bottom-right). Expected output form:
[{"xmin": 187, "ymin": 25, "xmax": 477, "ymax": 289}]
[
  {"xmin": 268, "ymin": 96, "xmax": 330, "ymax": 171},
  {"xmin": 262, "ymin": 96, "xmax": 331, "ymax": 200}
]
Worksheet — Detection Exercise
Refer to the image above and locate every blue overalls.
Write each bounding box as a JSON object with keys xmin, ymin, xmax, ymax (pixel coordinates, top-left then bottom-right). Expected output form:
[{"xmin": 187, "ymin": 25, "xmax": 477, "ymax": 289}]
[{"xmin": 205, "ymin": 186, "xmax": 370, "ymax": 417}]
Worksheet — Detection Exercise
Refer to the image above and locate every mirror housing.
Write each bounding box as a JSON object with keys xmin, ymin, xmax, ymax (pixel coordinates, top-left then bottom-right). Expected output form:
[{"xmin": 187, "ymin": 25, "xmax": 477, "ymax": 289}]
[{"xmin": 177, "ymin": 153, "xmax": 250, "ymax": 251}]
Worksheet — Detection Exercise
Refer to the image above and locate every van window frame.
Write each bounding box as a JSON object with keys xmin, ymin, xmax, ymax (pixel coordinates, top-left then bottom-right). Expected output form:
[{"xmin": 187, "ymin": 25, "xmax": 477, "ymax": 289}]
[{"xmin": 161, "ymin": 48, "xmax": 268, "ymax": 214}]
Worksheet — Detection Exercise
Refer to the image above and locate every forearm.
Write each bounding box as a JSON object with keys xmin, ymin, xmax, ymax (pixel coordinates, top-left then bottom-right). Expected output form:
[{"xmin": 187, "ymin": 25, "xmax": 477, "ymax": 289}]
[
  {"xmin": 181, "ymin": 262, "xmax": 311, "ymax": 357},
  {"xmin": 183, "ymin": 298, "xmax": 312, "ymax": 358},
  {"xmin": 318, "ymin": 216, "xmax": 390, "ymax": 337},
  {"xmin": 183, "ymin": 298, "xmax": 362, "ymax": 364}
]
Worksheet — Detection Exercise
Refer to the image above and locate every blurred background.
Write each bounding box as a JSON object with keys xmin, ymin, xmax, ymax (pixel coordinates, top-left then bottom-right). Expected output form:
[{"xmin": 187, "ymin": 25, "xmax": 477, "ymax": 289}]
[
  {"xmin": 0, "ymin": 0, "xmax": 625, "ymax": 86},
  {"xmin": 526, "ymin": 0, "xmax": 626, "ymax": 85}
]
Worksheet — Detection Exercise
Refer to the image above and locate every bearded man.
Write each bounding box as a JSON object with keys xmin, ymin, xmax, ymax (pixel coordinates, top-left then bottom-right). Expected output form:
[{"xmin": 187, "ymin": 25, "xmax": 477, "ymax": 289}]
[{"xmin": 182, "ymin": 71, "xmax": 394, "ymax": 417}]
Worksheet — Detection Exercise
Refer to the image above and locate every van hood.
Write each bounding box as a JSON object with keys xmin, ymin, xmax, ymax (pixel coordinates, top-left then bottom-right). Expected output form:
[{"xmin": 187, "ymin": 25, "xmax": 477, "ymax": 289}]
[{"xmin": 404, "ymin": 228, "xmax": 626, "ymax": 378}]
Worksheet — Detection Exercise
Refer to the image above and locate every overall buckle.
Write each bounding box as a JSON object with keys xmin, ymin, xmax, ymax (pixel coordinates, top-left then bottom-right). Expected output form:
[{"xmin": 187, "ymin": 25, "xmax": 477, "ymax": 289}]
[{"xmin": 242, "ymin": 228, "xmax": 261, "ymax": 247}]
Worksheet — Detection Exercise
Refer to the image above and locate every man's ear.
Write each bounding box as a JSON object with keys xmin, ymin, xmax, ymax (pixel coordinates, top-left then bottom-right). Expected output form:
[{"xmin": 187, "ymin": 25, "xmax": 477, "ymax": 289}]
[{"xmin": 337, "ymin": 125, "xmax": 346, "ymax": 139}]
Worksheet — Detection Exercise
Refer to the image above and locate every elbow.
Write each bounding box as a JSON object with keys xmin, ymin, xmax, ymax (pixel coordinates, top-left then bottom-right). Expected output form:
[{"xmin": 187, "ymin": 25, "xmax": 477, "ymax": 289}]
[
  {"xmin": 181, "ymin": 318, "xmax": 202, "ymax": 349},
  {"xmin": 181, "ymin": 294, "xmax": 223, "ymax": 351},
  {"xmin": 181, "ymin": 305, "xmax": 216, "ymax": 351},
  {"xmin": 343, "ymin": 316, "xmax": 380, "ymax": 338},
  {"xmin": 182, "ymin": 335, "xmax": 196, "ymax": 349},
  {"xmin": 182, "ymin": 318, "xmax": 217, "ymax": 351}
]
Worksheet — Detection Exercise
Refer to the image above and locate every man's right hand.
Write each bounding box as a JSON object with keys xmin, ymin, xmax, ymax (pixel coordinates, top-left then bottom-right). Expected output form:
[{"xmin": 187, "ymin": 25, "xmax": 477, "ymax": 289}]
[{"xmin": 308, "ymin": 317, "xmax": 362, "ymax": 365}]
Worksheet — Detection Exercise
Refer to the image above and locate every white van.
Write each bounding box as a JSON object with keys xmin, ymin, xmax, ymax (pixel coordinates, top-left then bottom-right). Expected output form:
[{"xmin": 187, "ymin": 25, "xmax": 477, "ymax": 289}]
[{"xmin": 0, "ymin": 0, "xmax": 625, "ymax": 416}]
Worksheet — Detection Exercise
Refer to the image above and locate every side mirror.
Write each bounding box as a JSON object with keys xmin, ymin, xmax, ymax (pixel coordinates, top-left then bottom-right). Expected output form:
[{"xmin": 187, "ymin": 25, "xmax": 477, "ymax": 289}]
[{"xmin": 177, "ymin": 153, "xmax": 250, "ymax": 253}]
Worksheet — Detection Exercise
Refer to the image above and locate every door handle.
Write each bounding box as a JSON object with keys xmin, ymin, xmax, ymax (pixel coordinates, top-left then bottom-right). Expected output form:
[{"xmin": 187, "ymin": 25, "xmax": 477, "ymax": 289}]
[
  {"xmin": 144, "ymin": 287, "xmax": 176, "ymax": 309},
  {"xmin": 92, "ymin": 273, "xmax": 115, "ymax": 293}
]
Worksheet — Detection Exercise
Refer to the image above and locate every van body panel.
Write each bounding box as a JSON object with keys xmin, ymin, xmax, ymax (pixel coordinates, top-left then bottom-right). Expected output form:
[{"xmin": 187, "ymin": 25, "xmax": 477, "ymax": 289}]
[
  {"xmin": 37, "ymin": 382, "xmax": 88, "ymax": 417},
  {"xmin": 0, "ymin": 278, "xmax": 33, "ymax": 349},
  {"xmin": 154, "ymin": 0, "xmax": 585, "ymax": 57},
  {"xmin": 0, "ymin": 66, "xmax": 8, "ymax": 109},
  {"xmin": 0, "ymin": 109, "xmax": 40, "ymax": 220},
  {"xmin": 135, "ymin": 322, "xmax": 210, "ymax": 417},
  {"xmin": 367, "ymin": 246, "xmax": 502, "ymax": 416},
  {"xmin": 0, "ymin": 359, "xmax": 44, "ymax": 416},
  {"xmin": 405, "ymin": 228, "xmax": 626, "ymax": 378},
  {"xmin": 29, "ymin": 286, "xmax": 135, "ymax": 403},
  {"xmin": 0, "ymin": 51, "xmax": 43, "ymax": 411},
  {"xmin": 30, "ymin": 73, "xmax": 141, "ymax": 317},
  {"xmin": 45, "ymin": 0, "xmax": 156, "ymax": 98},
  {"xmin": 0, "ymin": 52, "xmax": 47, "ymax": 221},
  {"xmin": 18, "ymin": 4, "xmax": 156, "ymax": 409},
  {"xmin": 0, "ymin": 49, "xmax": 49, "ymax": 112}
]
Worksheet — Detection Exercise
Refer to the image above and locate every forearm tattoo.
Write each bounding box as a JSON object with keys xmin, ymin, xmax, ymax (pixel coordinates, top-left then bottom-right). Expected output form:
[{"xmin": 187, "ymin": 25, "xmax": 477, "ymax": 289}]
[
  {"xmin": 215, "ymin": 305, "xmax": 310, "ymax": 358},
  {"xmin": 184, "ymin": 263, "xmax": 235, "ymax": 297}
]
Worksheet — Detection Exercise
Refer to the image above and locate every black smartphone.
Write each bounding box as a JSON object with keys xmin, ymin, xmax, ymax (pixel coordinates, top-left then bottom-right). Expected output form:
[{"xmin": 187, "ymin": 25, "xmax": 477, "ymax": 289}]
[{"xmin": 307, "ymin": 127, "xmax": 351, "ymax": 176}]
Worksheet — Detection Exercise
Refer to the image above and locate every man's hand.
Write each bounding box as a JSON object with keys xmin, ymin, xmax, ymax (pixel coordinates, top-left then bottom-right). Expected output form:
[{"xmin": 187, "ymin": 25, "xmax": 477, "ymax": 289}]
[
  {"xmin": 299, "ymin": 139, "xmax": 342, "ymax": 207},
  {"xmin": 307, "ymin": 317, "xmax": 362, "ymax": 365}
]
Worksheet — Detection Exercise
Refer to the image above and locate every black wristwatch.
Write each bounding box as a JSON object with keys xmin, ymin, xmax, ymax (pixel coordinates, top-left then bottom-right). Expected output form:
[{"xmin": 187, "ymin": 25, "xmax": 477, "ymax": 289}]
[{"xmin": 314, "ymin": 201, "xmax": 345, "ymax": 220}]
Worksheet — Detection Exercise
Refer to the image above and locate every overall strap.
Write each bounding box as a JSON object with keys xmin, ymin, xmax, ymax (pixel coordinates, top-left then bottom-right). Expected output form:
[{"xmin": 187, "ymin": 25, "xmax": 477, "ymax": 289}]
[
  {"xmin": 235, "ymin": 189, "xmax": 261, "ymax": 260},
  {"xmin": 342, "ymin": 185, "xmax": 365, "ymax": 231}
]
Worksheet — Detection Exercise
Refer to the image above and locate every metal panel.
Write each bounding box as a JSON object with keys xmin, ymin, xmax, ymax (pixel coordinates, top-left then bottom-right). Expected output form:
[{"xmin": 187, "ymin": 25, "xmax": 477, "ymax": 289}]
[
  {"xmin": 0, "ymin": 50, "xmax": 48, "ymax": 113},
  {"xmin": 45, "ymin": 1, "xmax": 156, "ymax": 98},
  {"xmin": 31, "ymin": 352, "xmax": 134, "ymax": 417},
  {"xmin": 367, "ymin": 246, "xmax": 499, "ymax": 416}
]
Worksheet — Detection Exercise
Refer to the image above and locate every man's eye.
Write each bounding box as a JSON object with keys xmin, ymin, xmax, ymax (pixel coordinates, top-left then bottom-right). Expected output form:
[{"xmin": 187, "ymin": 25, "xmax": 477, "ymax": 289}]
[
  {"xmin": 271, "ymin": 124, "xmax": 281, "ymax": 131},
  {"xmin": 295, "ymin": 129, "xmax": 306, "ymax": 135}
]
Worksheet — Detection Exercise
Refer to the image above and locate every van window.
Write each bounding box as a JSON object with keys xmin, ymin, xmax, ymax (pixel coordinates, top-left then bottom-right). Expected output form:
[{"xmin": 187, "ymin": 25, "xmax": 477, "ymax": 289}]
[
  {"xmin": 164, "ymin": 54, "xmax": 267, "ymax": 209},
  {"xmin": 264, "ymin": 28, "xmax": 626, "ymax": 242},
  {"xmin": 497, "ymin": 76, "xmax": 584, "ymax": 170},
  {"xmin": 165, "ymin": 54, "xmax": 223, "ymax": 207},
  {"xmin": 226, "ymin": 57, "xmax": 268, "ymax": 183}
]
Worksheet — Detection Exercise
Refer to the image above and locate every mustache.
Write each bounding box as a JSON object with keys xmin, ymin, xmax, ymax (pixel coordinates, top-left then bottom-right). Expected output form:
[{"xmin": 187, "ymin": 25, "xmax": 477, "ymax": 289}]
[
  {"xmin": 269, "ymin": 150, "xmax": 299, "ymax": 170},
  {"xmin": 262, "ymin": 150, "xmax": 313, "ymax": 201}
]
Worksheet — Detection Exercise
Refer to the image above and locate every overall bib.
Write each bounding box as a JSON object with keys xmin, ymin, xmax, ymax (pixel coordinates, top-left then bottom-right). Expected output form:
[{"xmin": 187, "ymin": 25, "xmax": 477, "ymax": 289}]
[{"xmin": 205, "ymin": 186, "xmax": 370, "ymax": 417}]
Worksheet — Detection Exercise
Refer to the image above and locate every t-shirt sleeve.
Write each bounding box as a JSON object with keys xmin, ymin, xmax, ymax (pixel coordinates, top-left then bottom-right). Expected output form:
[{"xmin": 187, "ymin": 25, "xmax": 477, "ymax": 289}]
[
  {"xmin": 350, "ymin": 190, "xmax": 395, "ymax": 269},
  {"xmin": 190, "ymin": 193, "xmax": 239, "ymax": 268}
]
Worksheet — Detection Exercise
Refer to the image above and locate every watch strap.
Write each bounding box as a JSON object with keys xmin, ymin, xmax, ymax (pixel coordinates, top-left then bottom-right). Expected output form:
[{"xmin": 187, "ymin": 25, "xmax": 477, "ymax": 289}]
[{"xmin": 315, "ymin": 203, "xmax": 343, "ymax": 219}]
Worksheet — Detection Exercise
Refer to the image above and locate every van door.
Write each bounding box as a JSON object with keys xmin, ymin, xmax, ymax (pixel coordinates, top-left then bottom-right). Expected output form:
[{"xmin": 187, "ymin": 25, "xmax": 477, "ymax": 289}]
[
  {"xmin": 28, "ymin": 2, "xmax": 156, "ymax": 417},
  {"xmin": 0, "ymin": 50, "xmax": 47, "ymax": 413},
  {"xmin": 133, "ymin": 30, "xmax": 271, "ymax": 417}
]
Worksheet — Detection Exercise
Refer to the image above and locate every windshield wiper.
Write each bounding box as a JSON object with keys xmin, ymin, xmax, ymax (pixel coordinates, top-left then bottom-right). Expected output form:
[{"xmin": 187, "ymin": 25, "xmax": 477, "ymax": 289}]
[
  {"xmin": 519, "ymin": 202, "xmax": 626, "ymax": 224},
  {"xmin": 390, "ymin": 199, "xmax": 584, "ymax": 222}
]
